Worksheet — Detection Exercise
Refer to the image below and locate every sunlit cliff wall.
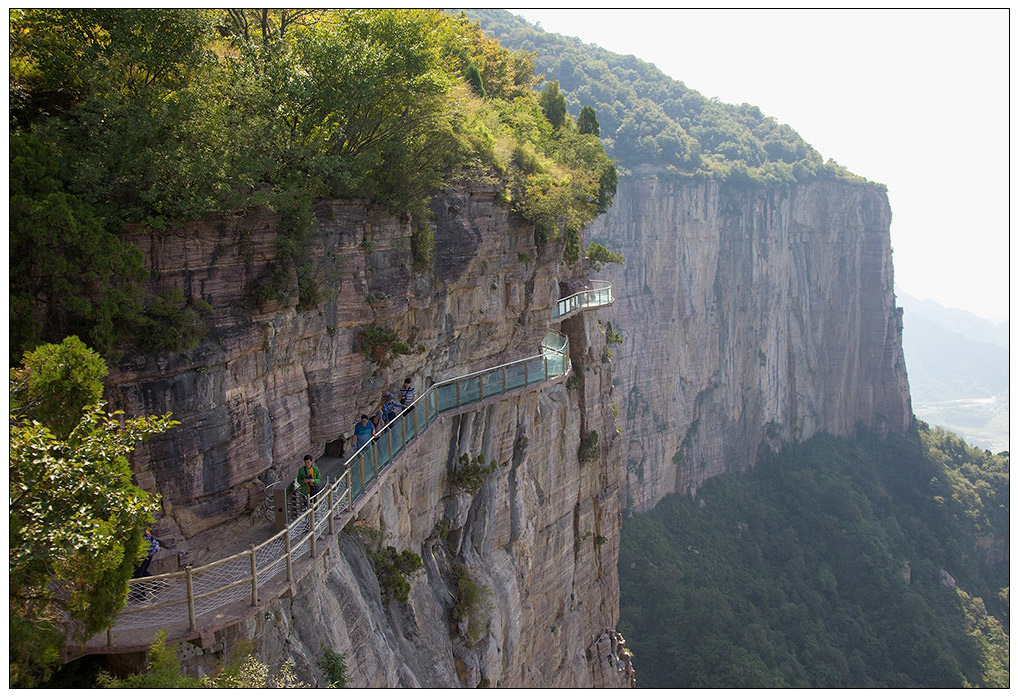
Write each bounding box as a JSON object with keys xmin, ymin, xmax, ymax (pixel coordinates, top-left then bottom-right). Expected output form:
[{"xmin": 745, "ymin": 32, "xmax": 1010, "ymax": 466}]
[
  {"xmin": 106, "ymin": 186, "xmax": 632, "ymax": 687},
  {"xmin": 585, "ymin": 174, "xmax": 912, "ymax": 512}
]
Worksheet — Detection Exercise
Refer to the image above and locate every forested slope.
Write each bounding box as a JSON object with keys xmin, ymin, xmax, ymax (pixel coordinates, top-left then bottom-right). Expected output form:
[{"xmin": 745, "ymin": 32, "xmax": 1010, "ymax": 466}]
[
  {"xmin": 10, "ymin": 8, "xmax": 615, "ymax": 363},
  {"xmin": 462, "ymin": 9, "xmax": 865, "ymax": 186},
  {"xmin": 619, "ymin": 425, "xmax": 1009, "ymax": 687}
]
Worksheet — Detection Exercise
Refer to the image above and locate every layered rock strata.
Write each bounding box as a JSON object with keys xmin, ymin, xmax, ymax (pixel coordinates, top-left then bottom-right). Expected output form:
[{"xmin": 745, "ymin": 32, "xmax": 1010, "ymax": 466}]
[
  {"xmin": 106, "ymin": 186, "xmax": 625, "ymax": 685},
  {"xmin": 584, "ymin": 174, "xmax": 912, "ymax": 512}
]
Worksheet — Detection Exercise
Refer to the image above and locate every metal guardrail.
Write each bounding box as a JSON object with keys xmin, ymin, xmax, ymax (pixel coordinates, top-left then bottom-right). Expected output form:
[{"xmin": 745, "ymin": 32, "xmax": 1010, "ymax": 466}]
[
  {"xmin": 93, "ymin": 330, "xmax": 575, "ymax": 649},
  {"xmin": 551, "ymin": 280, "xmax": 614, "ymax": 319},
  {"xmin": 91, "ymin": 282, "xmax": 613, "ymax": 652}
]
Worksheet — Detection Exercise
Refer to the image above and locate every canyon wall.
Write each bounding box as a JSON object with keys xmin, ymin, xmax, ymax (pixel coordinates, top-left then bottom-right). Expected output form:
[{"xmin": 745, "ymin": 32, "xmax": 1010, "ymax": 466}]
[
  {"xmin": 585, "ymin": 174, "xmax": 912, "ymax": 512},
  {"xmin": 104, "ymin": 171, "xmax": 910, "ymax": 686},
  {"xmin": 106, "ymin": 186, "xmax": 631, "ymax": 686}
]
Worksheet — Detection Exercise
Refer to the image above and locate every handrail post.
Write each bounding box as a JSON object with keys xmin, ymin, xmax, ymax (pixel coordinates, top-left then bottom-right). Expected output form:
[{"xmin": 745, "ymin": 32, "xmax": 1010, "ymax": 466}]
[
  {"xmin": 309, "ymin": 506, "xmax": 317, "ymax": 558},
  {"xmin": 479, "ymin": 375, "xmax": 484, "ymax": 400},
  {"xmin": 185, "ymin": 566, "xmax": 196, "ymax": 632},
  {"xmin": 345, "ymin": 470, "xmax": 353, "ymax": 510},
  {"xmin": 249, "ymin": 544, "xmax": 258, "ymax": 606},
  {"xmin": 284, "ymin": 528, "xmax": 293, "ymax": 582},
  {"xmin": 455, "ymin": 380, "xmax": 461, "ymax": 407},
  {"xmin": 524, "ymin": 360, "xmax": 529, "ymax": 384},
  {"xmin": 501, "ymin": 367, "xmax": 506, "ymax": 394},
  {"xmin": 371, "ymin": 440, "xmax": 379, "ymax": 481},
  {"xmin": 328, "ymin": 488, "xmax": 335, "ymax": 535},
  {"xmin": 400, "ymin": 411, "xmax": 406, "ymax": 446},
  {"xmin": 358, "ymin": 456, "xmax": 365, "ymax": 499}
]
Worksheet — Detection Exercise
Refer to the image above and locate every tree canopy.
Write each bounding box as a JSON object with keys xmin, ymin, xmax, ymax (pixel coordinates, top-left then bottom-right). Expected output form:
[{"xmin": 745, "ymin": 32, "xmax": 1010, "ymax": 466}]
[
  {"xmin": 463, "ymin": 10, "xmax": 869, "ymax": 188},
  {"xmin": 9, "ymin": 337, "xmax": 177, "ymax": 687},
  {"xmin": 10, "ymin": 8, "xmax": 616, "ymax": 362},
  {"xmin": 618, "ymin": 425, "xmax": 1009, "ymax": 687}
]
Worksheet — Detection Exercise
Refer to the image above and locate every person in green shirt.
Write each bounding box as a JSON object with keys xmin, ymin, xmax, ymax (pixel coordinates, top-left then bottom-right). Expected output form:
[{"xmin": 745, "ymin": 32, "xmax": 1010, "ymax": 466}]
[{"xmin": 297, "ymin": 454, "xmax": 321, "ymax": 502}]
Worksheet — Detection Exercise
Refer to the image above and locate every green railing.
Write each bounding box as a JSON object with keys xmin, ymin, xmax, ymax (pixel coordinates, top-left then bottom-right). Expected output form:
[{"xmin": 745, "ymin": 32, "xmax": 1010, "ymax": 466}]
[
  {"xmin": 87, "ymin": 281, "xmax": 612, "ymax": 653},
  {"xmin": 551, "ymin": 280, "xmax": 614, "ymax": 319},
  {"xmin": 283, "ymin": 331, "xmax": 571, "ymax": 521}
]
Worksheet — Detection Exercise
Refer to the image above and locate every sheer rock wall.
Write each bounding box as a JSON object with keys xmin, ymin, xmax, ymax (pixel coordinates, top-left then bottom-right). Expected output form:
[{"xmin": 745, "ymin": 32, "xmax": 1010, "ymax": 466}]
[
  {"xmin": 584, "ymin": 175, "xmax": 912, "ymax": 511},
  {"xmin": 106, "ymin": 186, "xmax": 627, "ymax": 686}
]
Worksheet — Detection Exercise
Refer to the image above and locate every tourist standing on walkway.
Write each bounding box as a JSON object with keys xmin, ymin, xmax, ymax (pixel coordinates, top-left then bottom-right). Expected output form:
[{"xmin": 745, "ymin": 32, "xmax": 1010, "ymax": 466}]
[
  {"xmin": 297, "ymin": 454, "xmax": 321, "ymax": 502},
  {"xmin": 133, "ymin": 529, "xmax": 160, "ymax": 578},
  {"xmin": 354, "ymin": 414, "xmax": 375, "ymax": 450},
  {"xmin": 381, "ymin": 391, "xmax": 400, "ymax": 422},
  {"xmin": 399, "ymin": 377, "xmax": 416, "ymax": 409}
]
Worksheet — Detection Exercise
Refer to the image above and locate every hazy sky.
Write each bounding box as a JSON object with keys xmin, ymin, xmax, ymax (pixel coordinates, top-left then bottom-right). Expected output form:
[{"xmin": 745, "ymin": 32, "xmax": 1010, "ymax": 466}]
[{"xmin": 514, "ymin": 9, "xmax": 1010, "ymax": 323}]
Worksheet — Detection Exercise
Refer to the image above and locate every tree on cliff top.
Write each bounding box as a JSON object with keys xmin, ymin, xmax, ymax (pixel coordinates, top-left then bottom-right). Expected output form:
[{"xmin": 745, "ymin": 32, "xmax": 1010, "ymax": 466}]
[{"xmin": 9, "ymin": 338, "xmax": 177, "ymax": 687}]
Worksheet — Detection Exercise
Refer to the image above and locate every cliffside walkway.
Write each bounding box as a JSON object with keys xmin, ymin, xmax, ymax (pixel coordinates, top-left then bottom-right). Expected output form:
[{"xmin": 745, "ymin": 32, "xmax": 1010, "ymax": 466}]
[{"xmin": 77, "ymin": 282, "xmax": 612, "ymax": 656}]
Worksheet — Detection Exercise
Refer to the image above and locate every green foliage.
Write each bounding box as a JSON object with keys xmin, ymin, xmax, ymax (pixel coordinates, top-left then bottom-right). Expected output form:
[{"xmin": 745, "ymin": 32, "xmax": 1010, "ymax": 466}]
[
  {"xmin": 316, "ymin": 648, "xmax": 349, "ymax": 688},
  {"xmin": 605, "ymin": 322, "xmax": 624, "ymax": 345},
  {"xmin": 11, "ymin": 8, "xmax": 616, "ymax": 358},
  {"xmin": 586, "ymin": 242, "xmax": 625, "ymax": 271},
  {"xmin": 9, "ymin": 341, "xmax": 176, "ymax": 687},
  {"xmin": 451, "ymin": 563, "xmax": 492, "ymax": 646},
  {"xmin": 448, "ymin": 453, "xmax": 498, "ymax": 494},
  {"xmin": 579, "ymin": 429, "xmax": 600, "ymax": 463},
  {"xmin": 464, "ymin": 59, "xmax": 486, "ymax": 98},
  {"xmin": 563, "ymin": 226, "xmax": 581, "ymax": 265},
  {"xmin": 9, "ymin": 133, "xmax": 148, "ymax": 361},
  {"xmin": 371, "ymin": 546, "xmax": 424, "ymax": 605},
  {"xmin": 539, "ymin": 79, "xmax": 568, "ymax": 129},
  {"xmin": 577, "ymin": 105, "xmax": 600, "ymax": 136},
  {"xmin": 96, "ymin": 630, "xmax": 200, "ymax": 688},
  {"xmin": 618, "ymin": 427, "xmax": 1009, "ymax": 687},
  {"xmin": 10, "ymin": 336, "xmax": 107, "ymax": 439},
  {"xmin": 97, "ymin": 631, "xmax": 308, "ymax": 687},
  {"xmin": 356, "ymin": 325, "xmax": 412, "ymax": 367},
  {"xmin": 465, "ymin": 10, "xmax": 869, "ymax": 187}
]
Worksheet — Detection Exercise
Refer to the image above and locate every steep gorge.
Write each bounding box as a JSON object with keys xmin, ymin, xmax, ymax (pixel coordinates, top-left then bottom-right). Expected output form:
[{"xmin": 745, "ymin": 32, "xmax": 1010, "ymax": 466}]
[{"xmin": 101, "ymin": 172, "xmax": 910, "ymax": 687}]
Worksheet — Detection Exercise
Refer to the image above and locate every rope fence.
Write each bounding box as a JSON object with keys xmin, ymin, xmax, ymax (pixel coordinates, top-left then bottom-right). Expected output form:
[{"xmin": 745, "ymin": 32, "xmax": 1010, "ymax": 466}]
[{"xmin": 89, "ymin": 284, "xmax": 613, "ymax": 651}]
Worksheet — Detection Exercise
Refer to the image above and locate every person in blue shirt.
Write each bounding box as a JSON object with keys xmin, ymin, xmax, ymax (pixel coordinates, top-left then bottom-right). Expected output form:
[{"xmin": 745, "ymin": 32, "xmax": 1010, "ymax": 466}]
[
  {"xmin": 354, "ymin": 414, "xmax": 375, "ymax": 450},
  {"xmin": 381, "ymin": 391, "xmax": 400, "ymax": 422}
]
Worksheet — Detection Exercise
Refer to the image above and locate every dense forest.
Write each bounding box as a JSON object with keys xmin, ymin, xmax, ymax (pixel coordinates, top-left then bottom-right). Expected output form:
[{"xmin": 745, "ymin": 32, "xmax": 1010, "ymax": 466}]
[
  {"xmin": 464, "ymin": 9, "xmax": 866, "ymax": 186},
  {"xmin": 10, "ymin": 8, "xmax": 615, "ymax": 363},
  {"xmin": 619, "ymin": 424, "xmax": 1009, "ymax": 687}
]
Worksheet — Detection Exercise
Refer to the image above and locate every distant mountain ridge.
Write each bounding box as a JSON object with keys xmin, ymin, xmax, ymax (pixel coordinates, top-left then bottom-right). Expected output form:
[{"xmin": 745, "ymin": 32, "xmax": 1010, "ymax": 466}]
[
  {"xmin": 459, "ymin": 9, "xmax": 866, "ymax": 187},
  {"xmin": 897, "ymin": 289, "xmax": 1009, "ymax": 452}
]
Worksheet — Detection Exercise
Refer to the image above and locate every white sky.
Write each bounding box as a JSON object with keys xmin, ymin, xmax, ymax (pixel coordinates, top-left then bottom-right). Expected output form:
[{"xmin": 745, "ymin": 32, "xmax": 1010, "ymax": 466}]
[{"xmin": 513, "ymin": 9, "xmax": 1011, "ymax": 324}]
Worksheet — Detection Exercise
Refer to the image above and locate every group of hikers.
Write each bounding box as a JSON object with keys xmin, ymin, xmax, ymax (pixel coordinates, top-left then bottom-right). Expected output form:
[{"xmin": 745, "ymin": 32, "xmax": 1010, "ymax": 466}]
[{"xmin": 296, "ymin": 377, "xmax": 417, "ymax": 503}]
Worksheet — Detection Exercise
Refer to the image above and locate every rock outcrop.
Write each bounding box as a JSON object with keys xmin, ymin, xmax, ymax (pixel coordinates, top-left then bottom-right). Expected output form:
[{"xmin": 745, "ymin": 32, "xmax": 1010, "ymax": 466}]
[
  {"xmin": 105, "ymin": 185, "xmax": 625, "ymax": 685},
  {"xmin": 585, "ymin": 174, "xmax": 912, "ymax": 511},
  {"xmin": 102, "ymin": 170, "xmax": 912, "ymax": 686}
]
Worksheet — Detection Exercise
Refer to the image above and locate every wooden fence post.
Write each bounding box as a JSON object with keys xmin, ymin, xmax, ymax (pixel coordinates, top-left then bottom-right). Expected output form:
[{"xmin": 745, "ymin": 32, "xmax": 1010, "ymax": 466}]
[
  {"xmin": 284, "ymin": 528, "xmax": 293, "ymax": 582},
  {"xmin": 249, "ymin": 545, "xmax": 258, "ymax": 606},
  {"xmin": 185, "ymin": 566, "xmax": 196, "ymax": 632},
  {"xmin": 309, "ymin": 506, "xmax": 317, "ymax": 558},
  {"xmin": 328, "ymin": 488, "xmax": 335, "ymax": 535}
]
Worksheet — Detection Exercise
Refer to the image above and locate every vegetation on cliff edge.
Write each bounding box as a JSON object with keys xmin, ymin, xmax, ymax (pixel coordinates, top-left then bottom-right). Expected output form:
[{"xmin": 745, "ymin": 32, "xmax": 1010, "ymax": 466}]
[
  {"xmin": 463, "ymin": 9, "xmax": 871, "ymax": 188},
  {"xmin": 9, "ymin": 337, "xmax": 177, "ymax": 687},
  {"xmin": 10, "ymin": 8, "xmax": 616, "ymax": 362}
]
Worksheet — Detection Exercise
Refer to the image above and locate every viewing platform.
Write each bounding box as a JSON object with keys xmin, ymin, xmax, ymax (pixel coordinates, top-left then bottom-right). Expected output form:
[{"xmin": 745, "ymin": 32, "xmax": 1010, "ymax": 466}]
[{"xmin": 75, "ymin": 282, "xmax": 613, "ymax": 656}]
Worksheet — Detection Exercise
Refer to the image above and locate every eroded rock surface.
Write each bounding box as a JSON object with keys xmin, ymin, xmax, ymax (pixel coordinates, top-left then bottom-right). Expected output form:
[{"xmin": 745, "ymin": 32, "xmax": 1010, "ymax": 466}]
[{"xmin": 585, "ymin": 175, "xmax": 912, "ymax": 511}]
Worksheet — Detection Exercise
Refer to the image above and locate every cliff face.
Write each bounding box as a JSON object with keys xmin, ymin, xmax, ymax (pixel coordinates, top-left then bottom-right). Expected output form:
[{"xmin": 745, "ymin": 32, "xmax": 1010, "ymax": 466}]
[
  {"xmin": 103, "ymin": 171, "xmax": 910, "ymax": 686},
  {"xmin": 584, "ymin": 175, "xmax": 912, "ymax": 511},
  {"xmin": 106, "ymin": 186, "xmax": 630, "ymax": 686}
]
